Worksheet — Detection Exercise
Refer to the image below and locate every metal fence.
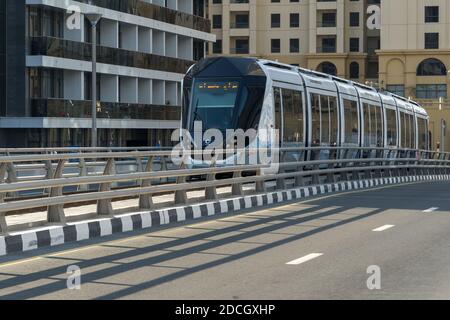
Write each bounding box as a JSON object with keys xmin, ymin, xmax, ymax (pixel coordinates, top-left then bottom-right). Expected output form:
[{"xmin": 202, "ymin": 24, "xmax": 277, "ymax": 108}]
[{"xmin": 0, "ymin": 146, "xmax": 449, "ymax": 234}]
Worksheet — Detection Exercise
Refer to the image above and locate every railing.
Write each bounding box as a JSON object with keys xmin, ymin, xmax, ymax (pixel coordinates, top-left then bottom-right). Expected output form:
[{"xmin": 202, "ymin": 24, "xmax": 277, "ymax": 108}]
[
  {"xmin": 76, "ymin": 0, "xmax": 211, "ymax": 33},
  {"xmin": 30, "ymin": 98, "xmax": 181, "ymax": 121},
  {"xmin": 0, "ymin": 146, "xmax": 449, "ymax": 234},
  {"xmin": 29, "ymin": 37, "xmax": 195, "ymax": 75}
]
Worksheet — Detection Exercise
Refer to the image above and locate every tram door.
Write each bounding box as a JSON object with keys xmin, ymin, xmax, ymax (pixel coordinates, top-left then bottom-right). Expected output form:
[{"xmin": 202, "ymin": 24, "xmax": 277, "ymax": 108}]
[{"xmin": 274, "ymin": 87, "xmax": 306, "ymax": 164}]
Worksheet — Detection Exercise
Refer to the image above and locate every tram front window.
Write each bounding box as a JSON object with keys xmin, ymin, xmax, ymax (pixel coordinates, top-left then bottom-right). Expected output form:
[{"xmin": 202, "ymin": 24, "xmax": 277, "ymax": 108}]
[{"xmin": 191, "ymin": 80, "xmax": 240, "ymax": 131}]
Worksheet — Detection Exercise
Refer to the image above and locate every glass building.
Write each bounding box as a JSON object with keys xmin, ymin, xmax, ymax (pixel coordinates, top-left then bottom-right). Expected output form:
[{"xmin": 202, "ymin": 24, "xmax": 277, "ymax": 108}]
[{"xmin": 0, "ymin": 0, "xmax": 213, "ymax": 148}]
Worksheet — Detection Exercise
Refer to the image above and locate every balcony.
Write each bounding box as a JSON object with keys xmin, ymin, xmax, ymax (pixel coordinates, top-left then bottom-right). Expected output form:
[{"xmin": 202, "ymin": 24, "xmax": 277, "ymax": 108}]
[
  {"xmin": 316, "ymin": 46, "xmax": 337, "ymax": 53},
  {"xmin": 230, "ymin": 21, "xmax": 249, "ymax": 29},
  {"xmin": 230, "ymin": 47, "xmax": 250, "ymax": 54},
  {"xmin": 30, "ymin": 98, "xmax": 181, "ymax": 121},
  {"xmin": 74, "ymin": 0, "xmax": 211, "ymax": 33},
  {"xmin": 29, "ymin": 37, "xmax": 194, "ymax": 75}
]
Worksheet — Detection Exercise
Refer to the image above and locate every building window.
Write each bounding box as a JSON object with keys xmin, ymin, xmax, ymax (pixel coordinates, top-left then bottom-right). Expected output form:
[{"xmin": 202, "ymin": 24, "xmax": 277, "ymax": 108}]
[
  {"xmin": 271, "ymin": 14, "xmax": 280, "ymax": 28},
  {"xmin": 290, "ymin": 38, "xmax": 300, "ymax": 53},
  {"xmin": 212, "ymin": 40, "xmax": 222, "ymax": 54},
  {"xmin": 417, "ymin": 58, "xmax": 447, "ymax": 76},
  {"xmin": 317, "ymin": 62, "xmax": 337, "ymax": 76},
  {"xmin": 349, "ymin": 62, "xmax": 359, "ymax": 79},
  {"xmin": 386, "ymin": 85, "xmax": 405, "ymax": 97},
  {"xmin": 234, "ymin": 39, "xmax": 249, "ymax": 54},
  {"xmin": 349, "ymin": 38, "xmax": 359, "ymax": 52},
  {"xmin": 290, "ymin": 13, "xmax": 299, "ymax": 28},
  {"xmin": 321, "ymin": 37, "xmax": 336, "ymax": 53},
  {"xmin": 349, "ymin": 12, "xmax": 360, "ymax": 27},
  {"xmin": 271, "ymin": 39, "xmax": 281, "ymax": 53},
  {"xmin": 416, "ymin": 84, "xmax": 447, "ymax": 99},
  {"xmin": 425, "ymin": 6, "xmax": 439, "ymax": 23},
  {"xmin": 425, "ymin": 33, "xmax": 439, "ymax": 49},
  {"xmin": 212, "ymin": 15, "xmax": 222, "ymax": 29}
]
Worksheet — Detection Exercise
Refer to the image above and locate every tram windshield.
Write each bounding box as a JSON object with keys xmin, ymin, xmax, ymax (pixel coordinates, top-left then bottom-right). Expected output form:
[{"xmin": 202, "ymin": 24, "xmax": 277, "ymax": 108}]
[
  {"xmin": 187, "ymin": 77, "xmax": 265, "ymax": 136},
  {"xmin": 191, "ymin": 79, "xmax": 240, "ymax": 131}
]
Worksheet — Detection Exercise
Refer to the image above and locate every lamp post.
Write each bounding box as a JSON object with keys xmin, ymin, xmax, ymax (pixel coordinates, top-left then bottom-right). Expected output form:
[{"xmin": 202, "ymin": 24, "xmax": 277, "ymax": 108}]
[{"xmin": 85, "ymin": 12, "xmax": 102, "ymax": 148}]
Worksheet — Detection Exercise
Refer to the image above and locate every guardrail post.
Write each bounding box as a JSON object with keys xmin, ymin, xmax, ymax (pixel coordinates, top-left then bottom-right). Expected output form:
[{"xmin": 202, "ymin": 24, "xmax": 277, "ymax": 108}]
[
  {"xmin": 312, "ymin": 163, "xmax": 320, "ymax": 185},
  {"xmin": 45, "ymin": 160, "xmax": 54, "ymax": 180},
  {"xmin": 6, "ymin": 163, "xmax": 18, "ymax": 198},
  {"xmin": 326, "ymin": 161, "xmax": 337, "ymax": 183},
  {"xmin": 232, "ymin": 171, "xmax": 243, "ymax": 196},
  {"xmin": 256, "ymin": 169, "xmax": 267, "ymax": 192},
  {"xmin": 175, "ymin": 163, "xmax": 188, "ymax": 205},
  {"xmin": 136, "ymin": 154, "xmax": 144, "ymax": 173},
  {"xmin": 97, "ymin": 158, "xmax": 115, "ymax": 216},
  {"xmin": 78, "ymin": 158, "xmax": 89, "ymax": 192},
  {"xmin": 139, "ymin": 156, "xmax": 155, "ymax": 209},
  {"xmin": 0, "ymin": 213, "xmax": 7, "ymax": 234},
  {"xmin": 161, "ymin": 156, "xmax": 169, "ymax": 184},
  {"xmin": 205, "ymin": 161, "xmax": 218, "ymax": 201},
  {"xmin": 339, "ymin": 159, "xmax": 348, "ymax": 181},
  {"xmin": 0, "ymin": 163, "xmax": 8, "ymax": 203},
  {"xmin": 47, "ymin": 159, "xmax": 67, "ymax": 223}
]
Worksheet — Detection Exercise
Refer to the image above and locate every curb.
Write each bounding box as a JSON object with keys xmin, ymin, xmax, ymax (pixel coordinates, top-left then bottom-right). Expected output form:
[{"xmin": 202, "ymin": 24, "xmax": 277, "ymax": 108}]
[{"xmin": 1, "ymin": 174, "xmax": 449, "ymax": 256}]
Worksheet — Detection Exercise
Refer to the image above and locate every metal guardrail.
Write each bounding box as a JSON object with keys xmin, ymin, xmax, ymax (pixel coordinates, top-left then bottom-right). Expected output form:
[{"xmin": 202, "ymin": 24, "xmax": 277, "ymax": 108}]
[{"xmin": 0, "ymin": 146, "xmax": 449, "ymax": 234}]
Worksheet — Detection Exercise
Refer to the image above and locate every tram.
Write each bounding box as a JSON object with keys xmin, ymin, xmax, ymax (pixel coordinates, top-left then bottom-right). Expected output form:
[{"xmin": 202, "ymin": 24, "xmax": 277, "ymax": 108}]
[{"xmin": 181, "ymin": 57, "xmax": 429, "ymax": 167}]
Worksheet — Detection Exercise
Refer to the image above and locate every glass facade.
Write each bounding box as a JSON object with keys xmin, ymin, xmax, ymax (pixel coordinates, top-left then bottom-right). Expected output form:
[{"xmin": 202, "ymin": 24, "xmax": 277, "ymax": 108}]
[
  {"xmin": 0, "ymin": 0, "xmax": 5, "ymax": 116},
  {"xmin": 0, "ymin": 1, "xmax": 211, "ymax": 148}
]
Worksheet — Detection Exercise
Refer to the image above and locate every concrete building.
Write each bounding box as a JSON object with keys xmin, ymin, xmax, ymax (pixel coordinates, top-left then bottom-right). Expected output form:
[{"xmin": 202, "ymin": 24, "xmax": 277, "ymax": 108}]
[
  {"xmin": 378, "ymin": 0, "xmax": 450, "ymax": 151},
  {"xmin": 207, "ymin": 0, "xmax": 380, "ymax": 83},
  {"xmin": 0, "ymin": 0, "xmax": 213, "ymax": 148}
]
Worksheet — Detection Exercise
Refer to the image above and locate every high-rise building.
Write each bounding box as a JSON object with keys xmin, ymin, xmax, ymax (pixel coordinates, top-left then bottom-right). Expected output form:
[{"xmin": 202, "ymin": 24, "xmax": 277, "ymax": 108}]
[
  {"xmin": 378, "ymin": 0, "xmax": 450, "ymax": 151},
  {"xmin": 207, "ymin": 0, "xmax": 380, "ymax": 82},
  {"xmin": 0, "ymin": 0, "xmax": 214, "ymax": 148}
]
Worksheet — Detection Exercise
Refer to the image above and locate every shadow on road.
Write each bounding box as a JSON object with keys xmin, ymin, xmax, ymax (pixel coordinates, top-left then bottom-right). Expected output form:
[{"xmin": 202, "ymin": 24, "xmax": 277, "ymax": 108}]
[{"xmin": 0, "ymin": 181, "xmax": 449, "ymax": 299}]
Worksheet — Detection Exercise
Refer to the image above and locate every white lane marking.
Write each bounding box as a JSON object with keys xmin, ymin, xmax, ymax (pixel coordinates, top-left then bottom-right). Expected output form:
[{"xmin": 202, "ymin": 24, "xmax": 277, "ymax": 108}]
[
  {"xmin": 372, "ymin": 225, "xmax": 395, "ymax": 232},
  {"xmin": 286, "ymin": 253, "xmax": 323, "ymax": 266},
  {"xmin": 423, "ymin": 207, "xmax": 439, "ymax": 213}
]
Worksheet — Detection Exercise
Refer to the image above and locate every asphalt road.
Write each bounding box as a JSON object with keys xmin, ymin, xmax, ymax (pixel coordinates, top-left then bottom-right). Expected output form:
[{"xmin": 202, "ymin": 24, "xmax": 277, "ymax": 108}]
[{"xmin": 1, "ymin": 181, "xmax": 450, "ymax": 300}]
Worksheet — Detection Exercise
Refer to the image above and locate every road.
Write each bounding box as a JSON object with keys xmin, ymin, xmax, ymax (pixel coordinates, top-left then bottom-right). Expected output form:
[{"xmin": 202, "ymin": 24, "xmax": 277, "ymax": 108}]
[{"xmin": 1, "ymin": 181, "xmax": 450, "ymax": 300}]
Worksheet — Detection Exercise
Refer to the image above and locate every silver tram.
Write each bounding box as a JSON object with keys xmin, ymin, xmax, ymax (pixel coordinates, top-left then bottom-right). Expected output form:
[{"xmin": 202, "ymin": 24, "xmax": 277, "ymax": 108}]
[{"xmin": 181, "ymin": 57, "xmax": 429, "ymax": 166}]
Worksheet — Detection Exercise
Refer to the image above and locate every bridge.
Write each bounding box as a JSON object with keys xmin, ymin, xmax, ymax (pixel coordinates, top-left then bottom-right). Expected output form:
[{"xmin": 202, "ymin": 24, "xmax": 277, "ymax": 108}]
[{"xmin": 0, "ymin": 146, "xmax": 449, "ymax": 299}]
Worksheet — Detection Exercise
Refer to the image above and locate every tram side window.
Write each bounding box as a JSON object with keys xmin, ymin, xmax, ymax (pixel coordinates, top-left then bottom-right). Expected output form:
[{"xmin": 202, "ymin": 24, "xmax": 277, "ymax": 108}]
[
  {"xmin": 343, "ymin": 99, "xmax": 359, "ymax": 145},
  {"xmin": 410, "ymin": 114, "xmax": 416, "ymax": 149},
  {"xmin": 310, "ymin": 93, "xmax": 338, "ymax": 146},
  {"xmin": 363, "ymin": 103, "xmax": 384, "ymax": 147},
  {"xmin": 375, "ymin": 105, "xmax": 383, "ymax": 147},
  {"xmin": 363, "ymin": 104, "xmax": 370, "ymax": 147},
  {"xmin": 329, "ymin": 97, "xmax": 338, "ymax": 146},
  {"xmin": 274, "ymin": 88, "xmax": 282, "ymax": 144},
  {"xmin": 311, "ymin": 93, "xmax": 321, "ymax": 145},
  {"xmin": 386, "ymin": 108, "xmax": 398, "ymax": 147},
  {"xmin": 400, "ymin": 112, "xmax": 406, "ymax": 148},
  {"xmin": 417, "ymin": 118, "xmax": 428, "ymax": 150},
  {"xmin": 320, "ymin": 95, "xmax": 330, "ymax": 144},
  {"xmin": 402, "ymin": 112, "xmax": 412, "ymax": 149},
  {"xmin": 282, "ymin": 89, "xmax": 304, "ymax": 144}
]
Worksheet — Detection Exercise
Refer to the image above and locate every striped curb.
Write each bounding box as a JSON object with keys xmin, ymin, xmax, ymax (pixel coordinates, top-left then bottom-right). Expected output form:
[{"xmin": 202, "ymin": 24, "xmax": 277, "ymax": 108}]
[{"xmin": 0, "ymin": 174, "xmax": 449, "ymax": 256}]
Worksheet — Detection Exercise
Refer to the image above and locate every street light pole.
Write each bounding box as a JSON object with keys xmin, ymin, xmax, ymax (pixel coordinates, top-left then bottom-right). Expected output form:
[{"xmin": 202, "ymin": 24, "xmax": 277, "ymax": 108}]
[{"xmin": 86, "ymin": 12, "xmax": 102, "ymax": 148}]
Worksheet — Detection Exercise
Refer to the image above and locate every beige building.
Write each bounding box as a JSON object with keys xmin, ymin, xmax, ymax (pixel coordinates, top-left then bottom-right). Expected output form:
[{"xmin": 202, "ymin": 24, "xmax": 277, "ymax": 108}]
[
  {"xmin": 378, "ymin": 0, "xmax": 450, "ymax": 151},
  {"xmin": 207, "ymin": 0, "xmax": 380, "ymax": 83}
]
